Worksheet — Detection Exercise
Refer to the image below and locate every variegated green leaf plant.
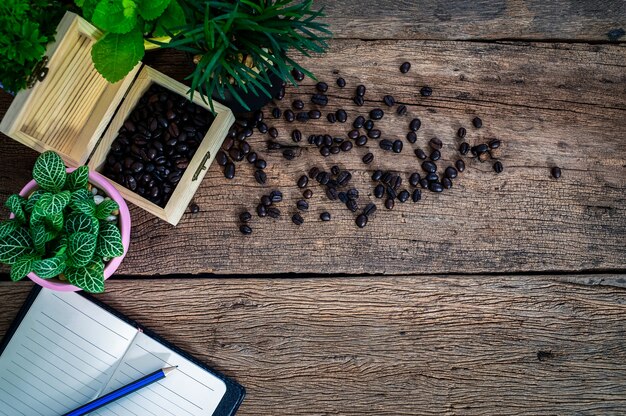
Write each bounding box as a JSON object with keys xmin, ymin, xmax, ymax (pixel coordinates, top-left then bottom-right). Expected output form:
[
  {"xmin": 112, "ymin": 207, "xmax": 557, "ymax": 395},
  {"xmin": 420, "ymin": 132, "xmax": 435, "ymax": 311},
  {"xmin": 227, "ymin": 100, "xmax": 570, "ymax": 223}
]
[{"xmin": 0, "ymin": 151, "xmax": 124, "ymax": 293}]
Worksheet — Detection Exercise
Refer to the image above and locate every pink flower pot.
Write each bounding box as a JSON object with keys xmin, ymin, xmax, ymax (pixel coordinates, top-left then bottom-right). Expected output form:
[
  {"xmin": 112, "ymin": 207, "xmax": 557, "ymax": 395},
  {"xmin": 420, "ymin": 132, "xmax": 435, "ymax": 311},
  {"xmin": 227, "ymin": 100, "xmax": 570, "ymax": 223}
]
[{"xmin": 12, "ymin": 168, "xmax": 131, "ymax": 291}]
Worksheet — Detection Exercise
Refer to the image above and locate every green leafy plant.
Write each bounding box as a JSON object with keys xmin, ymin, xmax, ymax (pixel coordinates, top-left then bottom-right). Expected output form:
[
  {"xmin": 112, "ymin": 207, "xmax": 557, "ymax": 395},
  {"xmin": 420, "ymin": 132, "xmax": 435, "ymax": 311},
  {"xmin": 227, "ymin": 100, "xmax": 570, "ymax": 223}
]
[
  {"xmin": 0, "ymin": 0, "xmax": 69, "ymax": 93},
  {"xmin": 75, "ymin": 0, "xmax": 186, "ymax": 83},
  {"xmin": 0, "ymin": 151, "xmax": 124, "ymax": 293},
  {"xmin": 159, "ymin": 0, "xmax": 331, "ymax": 111}
]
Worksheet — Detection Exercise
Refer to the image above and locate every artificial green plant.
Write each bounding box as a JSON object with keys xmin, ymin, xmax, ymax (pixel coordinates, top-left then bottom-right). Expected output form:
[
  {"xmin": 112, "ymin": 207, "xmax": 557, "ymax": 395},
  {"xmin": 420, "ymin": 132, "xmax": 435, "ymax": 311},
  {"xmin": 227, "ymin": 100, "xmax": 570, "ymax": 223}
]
[{"xmin": 0, "ymin": 151, "xmax": 124, "ymax": 293}]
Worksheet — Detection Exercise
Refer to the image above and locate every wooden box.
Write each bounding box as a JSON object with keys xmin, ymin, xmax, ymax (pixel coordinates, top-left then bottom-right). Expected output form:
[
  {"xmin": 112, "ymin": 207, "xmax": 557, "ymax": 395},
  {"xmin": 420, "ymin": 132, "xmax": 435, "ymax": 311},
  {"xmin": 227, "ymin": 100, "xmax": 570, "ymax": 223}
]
[{"xmin": 0, "ymin": 12, "xmax": 234, "ymax": 226}]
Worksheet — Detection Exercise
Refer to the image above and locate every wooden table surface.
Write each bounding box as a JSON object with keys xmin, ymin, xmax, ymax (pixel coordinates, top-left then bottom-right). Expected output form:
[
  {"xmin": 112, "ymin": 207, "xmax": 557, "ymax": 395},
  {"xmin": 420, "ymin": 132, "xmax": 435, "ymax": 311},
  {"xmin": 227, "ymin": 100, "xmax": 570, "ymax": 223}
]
[{"xmin": 1, "ymin": 1, "xmax": 625, "ymax": 414}]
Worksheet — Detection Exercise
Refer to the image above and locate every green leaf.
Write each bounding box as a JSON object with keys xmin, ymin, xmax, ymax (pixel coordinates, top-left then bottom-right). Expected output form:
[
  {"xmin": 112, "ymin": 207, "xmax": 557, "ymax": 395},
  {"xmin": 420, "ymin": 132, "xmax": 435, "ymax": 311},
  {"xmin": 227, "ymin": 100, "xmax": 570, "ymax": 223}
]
[
  {"xmin": 10, "ymin": 254, "xmax": 39, "ymax": 282},
  {"xmin": 31, "ymin": 224, "xmax": 47, "ymax": 254},
  {"xmin": 65, "ymin": 166, "xmax": 89, "ymax": 191},
  {"xmin": 70, "ymin": 189, "xmax": 96, "ymax": 216},
  {"xmin": 138, "ymin": 0, "xmax": 170, "ymax": 21},
  {"xmin": 95, "ymin": 199, "xmax": 119, "ymax": 220},
  {"xmin": 65, "ymin": 213, "xmax": 100, "ymax": 235},
  {"xmin": 5, "ymin": 194, "xmax": 26, "ymax": 223},
  {"xmin": 92, "ymin": 0, "xmax": 138, "ymax": 34},
  {"xmin": 36, "ymin": 191, "xmax": 71, "ymax": 216},
  {"xmin": 79, "ymin": 0, "xmax": 100, "ymax": 20},
  {"xmin": 92, "ymin": 29, "xmax": 144, "ymax": 83},
  {"xmin": 153, "ymin": 0, "xmax": 185, "ymax": 37},
  {"xmin": 0, "ymin": 220, "xmax": 20, "ymax": 239},
  {"xmin": 24, "ymin": 190, "xmax": 45, "ymax": 213},
  {"xmin": 65, "ymin": 260, "xmax": 105, "ymax": 293},
  {"xmin": 0, "ymin": 227, "xmax": 34, "ymax": 265},
  {"xmin": 32, "ymin": 255, "xmax": 66, "ymax": 279},
  {"xmin": 32, "ymin": 151, "xmax": 66, "ymax": 192},
  {"xmin": 95, "ymin": 222, "xmax": 124, "ymax": 258},
  {"xmin": 45, "ymin": 213, "xmax": 64, "ymax": 234},
  {"xmin": 68, "ymin": 232, "xmax": 97, "ymax": 268}
]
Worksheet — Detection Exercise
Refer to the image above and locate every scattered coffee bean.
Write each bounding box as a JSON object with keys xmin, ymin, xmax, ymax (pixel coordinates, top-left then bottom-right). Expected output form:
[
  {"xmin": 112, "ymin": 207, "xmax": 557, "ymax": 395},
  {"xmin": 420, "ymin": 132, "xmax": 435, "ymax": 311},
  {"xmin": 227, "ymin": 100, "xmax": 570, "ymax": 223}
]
[
  {"xmin": 445, "ymin": 166, "xmax": 458, "ymax": 179},
  {"xmin": 267, "ymin": 141, "xmax": 282, "ymax": 150},
  {"xmin": 406, "ymin": 131, "xmax": 417, "ymax": 144},
  {"xmin": 330, "ymin": 145, "xmax": 340, "ymax": 154},
  {"xmin": 398, "ymin": 190, "xmax": 410, "ymax": 202},
  {"xmin": 409, "ymin": 172, "xmax": 421, "ymax": 187},
  {"xmin": 296, "ymin": 112, "xmax": 309, "ymax": 122},
  {"xmin": 320, "ymin": 212, "xmax": 331, "ymax": 221},
  {"xmin": 422, "ymin": 161, "xmax": 437, "ymax": 173},
  {"xmin": 459, "ymin": 142, "xmax": 470, "ymax": 155},
  {"xmin": 412, "ymin": 189, "xmax": 422, "ymax": 202},
  {"xmin": 320, "ymin": 146, "xmax": 330, "ymax": 156},
  {"xmin": 284, "ymin": 109, "xmax": 295, "ymax": 122},
  {"xmin": 396, "ymin": 105, "xmax": 407, "ymax": 116},
  {"xmin": 292, "ymin": 99, "xmax": 304, "ymax": 110},
  {"xmin": 362, "ymin": 153, "xmax": 374, "ymax": 164},
  {"xmin": 240, "ymin": 211, "xmax": 252, "ymax": 222},
  {"xmin": 430, "ymin": 149, "xmax": 441, "ymax": 161},
  {"xmin": 255, "ymin": 159, "xmax": 267, "ymax": 169},
  {"xmin": 364, "ymin": 119, "xmax": 374, "ymax": 130},
  {"xmin": 551, "ymin": 166, "xmax": 562, "ymax": 179},
  {"xmin": 353, "ymin": 116, "xmax": 365, "ymax": 129},
  {"xmin": 473, "ymin": 143, "xmax": 489, "ymax": 155},
  {"xmin": 392, "ymin": 140, "xmax": 403, "ymax": 153},
  {"xmin": 426, "ymin": 172, "xmax": 439, "ymax": 182},
  {"xmin": 341, "ymin": 141, "xmax": 353, "ymax": 152},
  {"xmin": 419, "ymin": 178, "xmax": 429, "ymax": 188},
  {"xmin": 415, "ymin": 148, "xmax": 427, "ymax": 160},
  {"xmin": 442, "ymin": 177, "xmax": 453, "ymax": 189},
  {"xmin": 254, "ymin": 110, "xmax": 264, "ymax": 122},
  {"xmin": 257, "ymin": 204, "xmax": 267, "ymax": 217},
  {"xmin": 368, "ymin": 129, "xmax": 381, "ymax": 139},
  {"xmin": 240, "ymin": 225, "xmax": 253, "ymax": 235},
  {"xmin": 355, "ymin": 214, "xmax": 368, "ymax": 228},
  {"xmin": 356, "ymin": 135, "xmax": 368, "ymax": 146},
  {"xmin": 297, "ymin": 175, "xmax": 309, "ymax": 188},
  {"xmin": 283, "ymin": 149, "xmax": 296, "ymax": 160},
  {"xmin": 292, "ymin": 68, "xmax": 305, "ymax": 81},
  {"xmin": 308, "ymin": 110, "xmax": 321, "ymax": 119},
  {"xmin": 429, "ymin": 137, "xmax": 443, "ymax": 150},
  {"xmin": 336, "ymin": 77, "xmax": 346, "ymax": 88},
  {"xmin": 224, "ymin": 163, "xmax": 235, "ymax": 179},
  {"xmin": 356, "ymin": 84, "xmax": 366, "ymax": 96},
  {"xmin": 372, "ymin": 170, "xmax": 383, "ymax": 181},
  {"xmin": 363, "ymin": 202, "xmax": 377, "ymax": 217},
  {"xmin": 353, "ymin": 96, "xmax": 364, "ymax": 106},
  {"xmin": 189, "ymin": 203, "xmax": 200, "ymax": 213},
  {"xmin": 296, "ymin": 200, "xmax": 309, "ymax": 211},
  {"xmin": 472, "ymin": 117, "xmax": 482, "ymax": 128},
  {"xmin": 261, "ymin": 195, "xmax": 272, "ymax": 206},
  {"xmin": 309, "ymin": 167, "xmax": 320, "ymax": 178},
  {"xmin": 455, "ymin": 159, "xmax": 465, "ymax": 172},
  {"xmin": 270, "ymin": 190, "xmax": 283, "ymax": 203},
  {"xmin": 457, "ymin": 127, "xmax": 466, "ymax": 138},
  {"xmin": 370, "ymin": 108, "xmax": 384, "ymax": 120},
  {"xmin": 337, "ymin": 170, "xmax": 352, "ymax": 186},
  {"xmin": 336, "ymin": 109, "xmax": 348, "ymax": 123},
  {"xmin": 327, "ymin": 112, "xmax": 336, "ymax": 123},
  {"xmin": 292, "ymin": 129, "xmax": 302, "ymax": 142},
  {"xmin": 374, "ymin": 184, "xmax": 385, "ymax": 198},
  {"xmin": 303, "ymin": 189, "xmax": 313, "ymax": 199},
  {"xmin": 383, "ymin": 95, "xmax": 395, "ymax": 107},
  {"xmin": 267, "ymin": 207, "xmax": 281, "ymax": 219},
  {"xmin": 409, "ymin": 118, "xmax": 421, "ymax": 131},
  {"xmin": 316, "ymin": 81, "xmax": 328, "ymax": 92},
  {"xmin": 216, "ymin": 150, "xmax": 228, "ymax": 166},
  {"xmin": 385, "ymin": 198, "xmax": 395, "ymax": 210},
  {"xmin": 379, "ymin": 139, "xmax": 393, "ymax": 151},
  {"xmin": 420, "ymin": 86, "xmax": 432, "ymax": 97},
  {"xmin": 326, "ymin": 187, "xmax": 338, "ymax": 201},
  {"xmin": 254, "ymin": 169, "xmax": 267, "ymax": 184},
  {"xmin": 488, "ymin": 139, "xmax": 501, "ymax": 149},
  {"xmin": 272, "ymin": 107, "xmax": 281, "ymax": 118},
  {"xmin": 493, "ymin": 161, "xmax": 503, "ymax": 173},
  {"xmin": 346, "ymin": 199, "xmax": 358, "ymax": 212},
  {"xmin": 338, "ymin": 192, "xmax": 348, "ymax": 204},
  {"xmin": 400, "ymin": 61, "xmax": 411, "ymax": 73},
  {"xmin": 311, "ymin": 94, "xmax": 329, "ymax": 106},
  {"xmin": 331, "ymin": 165, "xmax": 340, "ymax": 176},
  {"xmin": 347, "ymin": 188, "xmax": 359, "ymax": 199},
  {"xmin": 429, "ymin": 182, "xmax": 443, "ymax": 192}
]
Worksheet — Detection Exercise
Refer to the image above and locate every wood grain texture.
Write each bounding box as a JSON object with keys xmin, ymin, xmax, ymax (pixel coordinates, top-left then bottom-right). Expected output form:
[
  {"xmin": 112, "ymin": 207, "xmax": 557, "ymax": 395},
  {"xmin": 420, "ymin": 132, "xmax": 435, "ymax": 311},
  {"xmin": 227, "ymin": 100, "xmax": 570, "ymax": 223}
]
[
  {"xmin": 0, "ymin": 40, "xmax": 625, "ymax": 276},
  {"xmin": 2, "ymin": 276, "xmax": 626, "ymax": 415},
  {"xmin": 317, "ymin": 0, "xmax": 626, "ymax": 41}
]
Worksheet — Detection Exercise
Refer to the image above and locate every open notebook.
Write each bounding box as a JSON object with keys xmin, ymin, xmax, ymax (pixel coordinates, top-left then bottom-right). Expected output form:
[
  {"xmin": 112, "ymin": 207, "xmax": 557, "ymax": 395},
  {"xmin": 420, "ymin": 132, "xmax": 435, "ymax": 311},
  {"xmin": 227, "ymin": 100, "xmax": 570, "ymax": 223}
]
[{"xmin": 0, "ymin": 286, "xmax": 244, "ymax": 416}]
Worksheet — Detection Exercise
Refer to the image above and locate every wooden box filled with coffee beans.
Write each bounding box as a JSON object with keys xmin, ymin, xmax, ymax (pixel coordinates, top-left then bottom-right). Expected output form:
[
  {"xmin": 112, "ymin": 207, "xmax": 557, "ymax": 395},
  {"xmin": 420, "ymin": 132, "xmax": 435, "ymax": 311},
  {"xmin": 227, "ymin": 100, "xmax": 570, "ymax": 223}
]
[{"xmin": 0, "ymin": 12, "xmax": 235, "ymax": 226}]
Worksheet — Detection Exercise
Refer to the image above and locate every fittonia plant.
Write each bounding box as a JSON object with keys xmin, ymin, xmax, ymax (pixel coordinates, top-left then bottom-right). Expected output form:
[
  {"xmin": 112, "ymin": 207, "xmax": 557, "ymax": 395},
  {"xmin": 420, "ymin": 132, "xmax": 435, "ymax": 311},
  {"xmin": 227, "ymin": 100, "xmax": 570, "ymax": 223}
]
[{"xmin": 0, "ymin": 151, "xmax": 124, "ymax": 293}]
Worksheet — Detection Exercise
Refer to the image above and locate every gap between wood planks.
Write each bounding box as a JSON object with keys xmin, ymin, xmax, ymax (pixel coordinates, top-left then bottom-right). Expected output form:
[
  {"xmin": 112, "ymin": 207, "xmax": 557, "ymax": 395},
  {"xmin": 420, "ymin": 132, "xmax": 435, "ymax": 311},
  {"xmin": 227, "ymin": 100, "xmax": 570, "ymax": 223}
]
[{"xmin": 353, "ymin": 37, "xmax": 626, "ymax": 45}]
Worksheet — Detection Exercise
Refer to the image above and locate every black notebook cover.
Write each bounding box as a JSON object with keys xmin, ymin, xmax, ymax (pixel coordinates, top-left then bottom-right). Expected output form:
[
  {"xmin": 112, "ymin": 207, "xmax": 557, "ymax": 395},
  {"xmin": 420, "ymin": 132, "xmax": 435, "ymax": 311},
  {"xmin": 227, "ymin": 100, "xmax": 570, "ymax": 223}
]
[{"xmin": 0, "ymin": 285, "xmax": 245, "ymax": 416}]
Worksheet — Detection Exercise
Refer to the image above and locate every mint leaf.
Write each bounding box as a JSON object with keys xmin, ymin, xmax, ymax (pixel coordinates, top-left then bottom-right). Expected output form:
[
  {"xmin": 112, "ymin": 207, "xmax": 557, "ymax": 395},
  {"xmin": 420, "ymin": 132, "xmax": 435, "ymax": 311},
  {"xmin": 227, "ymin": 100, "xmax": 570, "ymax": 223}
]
[
  {"xmin": 65, "ymin": 260, "xmax": 105, "ymax": 293},
  {"xmin": 92, "ymin": 29, "xmax": 144, "ymax": 83},
  {"xmin": 65, "ymin": 166, "xmax": 89, "ymax": 191},
  {"xmin": 153, "ymin": 0, "xmax": 184, "ymax": 37},
  {"xmin": 95, "ymin": 199, "xmax": 119, "ymax": 220},
  {"xmin": 92, "ymin": 0, "xmax": 138, "ymax": 34},
  {"xmin": 138, "ymin": 0, "xmax": 170, "ymax": 21},
  {"xmin": 32, "ymin": 255, "xmax": 66, "ymax": 279},
  {"xmin": 11, "ymin": 254, "xmax": 39, "ymax": 282},
  {"xmin": 96, "ymin": 222, "xmax": 124, "ymax": 258},
  {"xmin": 65, "ymin": 213, "xmax": 100, "ymax": 235},
  {"xmin": 32, "ymin": 151, "xmax": 66, "ymax": 192},
  {"xmin": 68, "ymin": 232, "xmax": 97, "ymax": 268},
  {"xmin": 0, "ymin": 227, "xmax": 34, "ymax": 265},
  {"xmin": 4, "ymin": 194, "xmax": 26, "ymax": 223}
]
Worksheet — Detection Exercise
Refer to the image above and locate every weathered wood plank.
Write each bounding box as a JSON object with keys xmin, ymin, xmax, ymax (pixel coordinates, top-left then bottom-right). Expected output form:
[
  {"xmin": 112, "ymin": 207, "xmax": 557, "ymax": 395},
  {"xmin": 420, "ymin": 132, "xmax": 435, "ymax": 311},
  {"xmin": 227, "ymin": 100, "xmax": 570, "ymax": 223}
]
[
  {"xmin": 1, "ymin": 40, "xmax": 625, "ymax": 276},
  {"xmin": 1, "ymin": 276, "xmax": 626, "ymax": 415},
  {"xmin": 317, "ymin": 0, "xmax": 626, "ymax": 42}
]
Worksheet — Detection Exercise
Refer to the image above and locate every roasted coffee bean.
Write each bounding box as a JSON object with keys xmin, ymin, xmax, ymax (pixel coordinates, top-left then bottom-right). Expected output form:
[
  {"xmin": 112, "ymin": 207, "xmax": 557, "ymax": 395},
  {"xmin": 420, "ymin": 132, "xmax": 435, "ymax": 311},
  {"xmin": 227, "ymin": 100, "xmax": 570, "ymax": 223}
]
[
  {"xmin": 392, "ymin": 140, "xmax": 403, "ymax": 153},
  {"xmin": 415, "ymin": 148, "xmax": 427, "ymax": 160},
  {"xmin": 268, "ymin": 127, "xmax": 278, "ymax": 138},
  {"xmin": 337, "ymin": 170, "xmax": 352, "ymax": 186},
  {"xmin": 473, "ymin": 143, "xmax": 489, "ymax": 155},
  {"xmin": 396, "ymin": 105, "xmax": 407, "ymax": 116},
  {"xmin": 386, "ymin": 186, "xmax": 397, "ymax": 200},
  {"xmin": 320, "ymin": 212, "xmax": 331, "ymax": 221},
  {"xmin": 422, "ymin": 161, "xmax": 437, "ymax": 173},
  {"xmin": 362, "ymin": 152, "xmax": 374, "ymax": 164},
  {"xmin": 330, "ymin": 145, "xmax": 340, "ymax": 154},
  {"xmin": 347, "ymin": 188, "xmax": 359, "ymax": 199},
  {"xmin": 189, "ymin": 203, "xmax": 200, "ymax": 213},
  {"xmin": 292, "ymin": 99, "xmax": 304, "ymax": 110},
  {"xmin": 488, "ymin": 139, "xmax": 501, "ymax": 149},
  {"xmin": 216, "ymin": 150, "xmax": 228, "ymax": 166},
  {"xmin": 383, "ymin": 95, "xmax": 395, "ymax": 107},
  {"xmin": 426, "ymin": 172, "xmax": 439, "ymax": 182},
  {"xmin": 320, "ymin": 146, "xmax": 330, "ymax": 156},
  {"xmin": 398, "ymin": 190, "xmax": 410, "ymax": 202},
  {"xmin": 240, "ymin": 141, "xmax": 251, "ymax": 155},
  {"xmin": 240, "ymin": 211, "xmax": 252, "ymax": 222},
  {"xmin": 255, "ymin": 159, "xmax": 267, "ymax": 170},
  {"xmin": 316, "ymin": 81, "xmax": 328, "ymax": 92},
  {"xmin": 400, "ymin": 61, "xmax": 411, "ymax": 73},
  {"xmin": 284, "ymin": 109, "xmax": 295, "ymax": 122},
  {"xmin": 257, "ymin": 204, "xmax": 267, "ymax": 217},
  {"xmin": 363, "ymin": 203, "xmax": 377, "ymax": 217},
  {"xmin": 364, "ymin": 119, "xmax": 374, "ymax": 130},
  {"xmin": 272, "ymin": 107, "xmax": 281, "ymax": 119},
  {"xmin": 309, "ymin": 167, "xmax": 320, "ymax": 178},
  {"xmin": 255, "ymin": 169, "xmax": 267, "ymax": 184},
  {"xmin": 353, "ymin": 85, "xmax": 365, "ymax": 98},
  {"xmin": 291, "ymin": 213, "xmax": 304, "ymax": 225},
  {"xmin": 331, "ymin": 165, "xmax": 340, "ymax": 176},
  {"xmin": 419, "ymin": 178, "xmax": 429, "ymax": 188},
  {"xmin": 430, "ymin": 150, "xmax": 441, "ymax": 161},
  {"xmin": 370, "ymin": 108, "xmax": 384, "ymax": 120},
  {"xmin": 409, "ymin": 172, "xmax": 421, "ymax": 187},
  {"xmin": 308, "ymin": 109, "xmax": 321, "ymax": 119},
  {"xmin": 493, "ymin": 161, "xmax": 503, "ymax": 173},
  {"xmin": 270, "ymin": 190, "xmax": 283, "ymax": 203},
  {"xmin": 353, "ymin": 96, "xmax": 364, "ymax": 106},
  {"xmin": 404, "ymin": 131, "xmax": 417, "ymax": 144},
  {"xmin": 338, "ymin": 191, "xmax": 348, "ymax": 204},
  {"xmin": 445, "ymin": 166, "xmax": 458, "ymax": 179},
  {"xmin": 455, "ymin": 159, "xmax": 465, "ymax": 172},
  {"xmin": 268, "ymin": 207, "xmax": 281, "ymax": 219},
  {"xmin": 297, "ymin": 200, "xmax": 309, "ymax": 211},
  {"xmin": 267, "ymin": 140, "xmax": 282, "ymax": 150},
  {"xmin": 223, "ymin": 137, "xmax": 234, "ymax": 150},
  {"xmin": 224, "ymin": 163, "xmax": 235, "ymax": 179},
  {"xmin": 412, "ymin": 189, "xmax": 422, "ymax": 202},
  {"xmin": 429, "ymin": 137, "xmax": 443, "ymax": 150},
  {"xmin": 408, "ymin": 118, "xmax": 422, "ymax": 132},
  {"xmin": 291, "ymin": 129, "xmax": 302, "ymax": 143},
  {"xmin": 353, "ymin": 116, "xmax": 365, "ymax": 129},
  {"xmin": 341, "ymin": 141, "xmax": 353, "ymax": 152},
  {"xmin": 346, "ymin": 199, "xmax": 358, "ymax": 212},
  {"xmin": 244, "ymin": 127, "xmax": 253, "ymax": 138},
  {"xmin": 283, "ymin": 149, "xmax": 296, "ymax": 160},
  {"xmin": 303, "ymin": 189, "xmax": 313, "ymax": 199},
  {"xmin": 379, "ymin": 139, "xmax": 393, "ymax": 151},
  {"xmin": 239, "ymin": 225, "xmax": 252, "ymax": 235},
  {"xmin": 336, "ymin": 109, "xmax": 347, "ymax": 123},
  {"xmin": 292, "ymin": 68, "xmax": 305, "ymax": 81},
  {"xmin": 327, "ymin": 113, "xmax": 336, "ymax": 123},
  {"xmin": 355, "ymin": 135, "xmax": 368, "ymax": 146},
  {"xmin": 372, "ymin": 170, "xmax": 383, "ymax": 181},
  {"xmin": 381, "ymin": 172, "xmax": 392, "ymax": 184},
  {"xmin": 253, "ymin": 110, "xmax": 264, "ymax": 123},
  {"xmin": 348, "ymin": 129, "xmax": 359, "ymax": 140},
  {"xmin": 457, "ymin": 127, "xmax": 467, "ymax": 138},
  {"xmin": 442, "ymin": 177, "xmax": 453, "ymax": 189},
  {"xmin": 374, "ymin": 184, "xmax": 385, "ymax": 198},
  {"xmin": 336, "ymin": 77, "xmax": 346, "ymax": 88},
  {"xmin": 355, "ymin": 214, "xmax": 368, "ymax": 228},
  {"xmin": 296, "ymin": 112, "xmax": 309, "ymax": 122},
  {"xmin": 420, "ymin": 86, "xmax": 432, "ymax": 97},
  {"xmin": 261, "ymin": 195, "xmax": 272, "ymax": 206},
  {"xmin": 368, "ymin": 129, "xmax": 381, "ymax": 139},
  {"xmin": 311, "ymin": 93, "xmax": 328, "ymax": 106},
  {"xmin": 297, "ymin": 175, "xmax": 309, "ymax": 188},
  {"xmin": 384, "ymin": 198, "xmax": 395, "ymax": 210},
  {"xmin": 229, "ymin": 147, "xmax": 244, "ymax": 161},
  {"xmin": 472, "ymin": 117, "xmax": 482, "ymax": 128},
  {"xmin": 326, "ymin": 187, "xmax": 338, "ymax": 201},
  {"xmin": 459, "ymin": 142, "xmax": 470, "ymax": 155},
  {"xmin": 429, "ymin": 181, "xmax": 443, "ymax": 192},
  {"xmin": 317, "ymin": 171, "xmax": 330, "ymax": 185},
  {"xmin": 551, "ymin": 166, "xmax": 562, "ymax": 179}
]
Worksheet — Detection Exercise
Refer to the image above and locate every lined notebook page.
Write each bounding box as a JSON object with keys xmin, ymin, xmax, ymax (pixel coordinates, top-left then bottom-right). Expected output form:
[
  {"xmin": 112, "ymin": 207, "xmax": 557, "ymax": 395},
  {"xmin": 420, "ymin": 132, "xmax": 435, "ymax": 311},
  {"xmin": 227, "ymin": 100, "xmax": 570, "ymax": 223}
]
[
  {"xmin": 0, "ymin": 289, "xmax": 138, "ymax": 416},
  {"xmin": 93, "ymin": 332, "xmax": 227, "ymax": 416}
]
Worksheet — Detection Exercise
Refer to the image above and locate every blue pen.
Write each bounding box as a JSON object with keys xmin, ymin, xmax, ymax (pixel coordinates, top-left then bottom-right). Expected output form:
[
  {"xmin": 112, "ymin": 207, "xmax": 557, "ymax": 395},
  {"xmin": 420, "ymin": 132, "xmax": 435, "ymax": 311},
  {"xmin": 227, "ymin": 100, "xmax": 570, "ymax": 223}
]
[{"xmin": 63, "ymin": 366, "xmax": 177, "ymax": 416}]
